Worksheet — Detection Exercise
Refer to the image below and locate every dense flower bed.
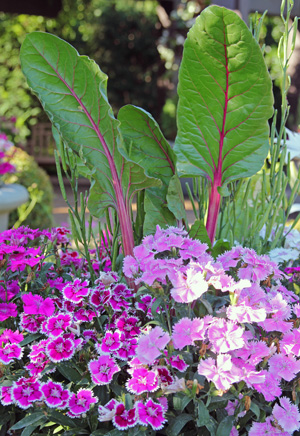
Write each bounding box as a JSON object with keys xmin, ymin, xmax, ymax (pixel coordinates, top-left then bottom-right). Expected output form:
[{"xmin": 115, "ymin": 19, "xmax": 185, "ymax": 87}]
[{"xmin": 0, "ymin": 225, "xmax": 300, "ymax": 435}]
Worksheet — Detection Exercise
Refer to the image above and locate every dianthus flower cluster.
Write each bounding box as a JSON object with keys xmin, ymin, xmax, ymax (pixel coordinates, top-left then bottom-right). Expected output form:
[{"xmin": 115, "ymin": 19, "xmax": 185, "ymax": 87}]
[{"xmin": 0, "ymin": 225, "xmax": 300, "ymax": 435}]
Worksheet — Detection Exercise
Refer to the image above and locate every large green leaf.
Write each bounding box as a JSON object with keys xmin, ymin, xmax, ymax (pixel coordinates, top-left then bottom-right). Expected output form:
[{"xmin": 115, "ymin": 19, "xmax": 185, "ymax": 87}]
[
  {"xmin": 174, "ymin": 6, "xmax": 273, "ymax": 186},
  {"xmin": 20, "ymin": 32, "xmax": 160, "ymax": 256},
  {"xmin": 118, "ymin": 105, "xmax": 179, "ymax": 232}
]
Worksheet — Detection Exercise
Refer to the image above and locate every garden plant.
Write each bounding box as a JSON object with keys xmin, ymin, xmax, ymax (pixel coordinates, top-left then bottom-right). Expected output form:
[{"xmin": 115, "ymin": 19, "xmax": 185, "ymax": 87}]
[{"xmin": 1, "ymin": 1, "xmax": 300, "ymax": 435}]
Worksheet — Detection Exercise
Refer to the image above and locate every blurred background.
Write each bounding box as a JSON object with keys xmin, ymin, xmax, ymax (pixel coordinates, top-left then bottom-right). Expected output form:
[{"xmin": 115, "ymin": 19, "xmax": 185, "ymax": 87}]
[{"xmin": 0, "ymin": 0, "xmax": 299, "ymax": 228}]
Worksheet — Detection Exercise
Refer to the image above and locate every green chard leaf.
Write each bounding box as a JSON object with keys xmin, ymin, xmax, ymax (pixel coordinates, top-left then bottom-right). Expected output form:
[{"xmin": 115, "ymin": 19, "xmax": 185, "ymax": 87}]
[
  {"xmin": 174, "ymin": 6, "xmax": 273, "ymax": 242},
  {"xmin": 118, "ymin": 105, "xmax": 184, "ymax": 232},
  {"xmin": 175, "ymin": 5, "xmax": 273, "ymax": 183},
  {"xmin": 20, "ymin": 32, "xmax": 160, "ymax": 257}
]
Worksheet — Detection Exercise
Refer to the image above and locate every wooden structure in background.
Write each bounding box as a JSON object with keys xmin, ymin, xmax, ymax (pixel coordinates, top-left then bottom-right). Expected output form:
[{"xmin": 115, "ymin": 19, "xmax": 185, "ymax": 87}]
[{"xmin": 25, "ymin": 123, "xmax": 56, "ymax": 166}]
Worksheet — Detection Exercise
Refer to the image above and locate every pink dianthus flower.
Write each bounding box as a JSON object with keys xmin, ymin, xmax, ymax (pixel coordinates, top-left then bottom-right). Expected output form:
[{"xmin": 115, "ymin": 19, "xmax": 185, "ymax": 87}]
[
  {"xmin": 170, "ymin": 267, "xmax": 208, "ymax": 303},
  {"xmin": 136, "ymin": 326, "xmax": 170, "ymax": 364},
  {"xmin": 268, "ymin": 353, "xmax": 300, "ymax": 382},
  {"xmin": 272, "ymin": 396, "xmax": 300, "ymax": 434},
  {"xmin": 208, "ymin": 318, "xmax": 245, "ymax": 354},
  {"xmin": 172, "ymin": 318, "xmax": 193, "ymax": 350},
  {"xmin": 197, "ymin": 354, "xmax": 241, "ymax": 391}
]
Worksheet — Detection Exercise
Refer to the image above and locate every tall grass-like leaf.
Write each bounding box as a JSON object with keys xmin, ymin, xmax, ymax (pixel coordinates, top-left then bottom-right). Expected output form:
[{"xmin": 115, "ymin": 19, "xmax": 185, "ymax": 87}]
[
  {"xmin": 20, "ymin": 32, "xmax": 160, "ymax": 257},
  {"xmin": 174, "ymin": 6, "xmax": 273, "ymax": 242}
]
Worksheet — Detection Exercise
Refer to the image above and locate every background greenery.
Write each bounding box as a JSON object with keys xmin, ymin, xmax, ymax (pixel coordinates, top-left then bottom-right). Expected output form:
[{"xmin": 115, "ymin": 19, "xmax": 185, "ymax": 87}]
[{"xmin": 3, "ymin": 147, "xmax": 54, "ymax": 229}]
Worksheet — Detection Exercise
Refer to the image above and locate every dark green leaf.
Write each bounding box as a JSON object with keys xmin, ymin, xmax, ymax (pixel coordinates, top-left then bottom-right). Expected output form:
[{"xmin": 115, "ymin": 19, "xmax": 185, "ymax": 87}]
[
  {"xmin": 11, "ymin": 412, "xmax": 45, "ymax": 430},
  {"xmin": 21, "ymin": 421, "xmax": 46, "ymax": 436},
  {"xmin": 19, "ymin": 333, "xmax": 42, "ymax": 346},
  {"xmin": 216, "ymin": 416, "xmax": 235, "ymax": 436},
  {"xmin": 57, "ymin": 362, "xmax": 81, "ymax": 382},
  {"xmin": 196, "ymin": 400, "xmax": 210, "ymax": 427},
  {"xmin": 166, "ymin": 414, "xmax": 195, "ymax": 436},
  {"xmin": 210, "ymin": 240, "xmax": 231, "ymax": 258},
  {"xmin": 48, "ymin": 410, "xmax": 80, "ymax": 428},
  {"xmin": 250, "ymin": 401, "xmax": 261, "ymax": 420}
]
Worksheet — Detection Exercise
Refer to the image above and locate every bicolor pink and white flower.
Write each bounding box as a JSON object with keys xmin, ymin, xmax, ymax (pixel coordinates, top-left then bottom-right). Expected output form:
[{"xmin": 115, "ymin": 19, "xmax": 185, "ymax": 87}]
[
  {"xmin": 88, "ymin": 355, "xmax": 120, "ymax": 385},
  {"xmin": 68, "ymin": 389, "xmax": 97, "ymax": 416},
  {"xmin": 136, "ymin": 398, "xmax": 167, "ymax": 430},
  {"xmin": 62, "ymin": 278, "xmax": 90, "ymax": 303}
]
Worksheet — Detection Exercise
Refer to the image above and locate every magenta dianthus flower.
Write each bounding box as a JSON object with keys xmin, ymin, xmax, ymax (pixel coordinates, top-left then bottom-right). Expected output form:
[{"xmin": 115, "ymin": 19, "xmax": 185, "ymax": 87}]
[
  {"xmin": 46, "ymin": 336, "xmax": 75, "ymax": 363},
  {"xmin": 0, "ymin": 386, "xmax": 13, "ymax": 405},
  {"xmin": 0, "ymin": 302, "xmax": 17, "ymax": 321},
  {"xmin": 45, "ymin": 313, "xmax": 72, "ymax": 337},
  {"xmin": 88, "ymin": 355, "xmax": 120, "ymax": 385},
  {"xmin": 68, "ymin": 389, "xmax": 97, "ymax": 416},
  {"xmin": 113, "ymin": 403, "xmax": 138, "ymax": 430},
  {"xmin": 41, "ymin": 381, "xmax": 70, "ymax": 408},
  {"xmin": 100, "ymin": 330, "xmax": 121, "ymax": 354},
  {"xmin": 136, "ymin": 398, "xmax": 167, "ymax": 430},
  {"xmin": 0, "ymin": 343, "xmax": 23, "ymax": 364},
  {"xmin": 11, "ymin": 377, "xmax": 43, "ymax": 409},
  {"xmin": 22, "ymin": 292, "xmax": 55, "ymax": 316},
  {"xmin": 62, "ymin": 278, "xmax": 90, "ymax": 303},
  {"xmin": 126, "ymin": 367, "xmax": 158, "ymax": 394}
]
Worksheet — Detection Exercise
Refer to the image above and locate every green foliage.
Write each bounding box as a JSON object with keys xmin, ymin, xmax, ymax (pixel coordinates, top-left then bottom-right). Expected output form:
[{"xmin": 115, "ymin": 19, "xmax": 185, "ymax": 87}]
[
  {"xmin": 174, "ymin": 6, "xmax": 273, "ymax": 242},
  {"xmin": 175, "ymin": 6, "xmax": 273, "ymax": 183},
  {"xmin": 3, "ymin": 147, "xmax": 54, "ymax": 229},
  {"xmin": 0, "ymin": 13, "xmax": 55, "ymax": 142},
  {"xmin": 118, "ymin": 105, "xmax": 180, "ymax": 233},
  {"xmin": 82, "ymin": 0, "xmax": 165, "ymax": 120},
  {"xmin": 0, "ymin": 0, "xmax": 166, "ymax": 142}
]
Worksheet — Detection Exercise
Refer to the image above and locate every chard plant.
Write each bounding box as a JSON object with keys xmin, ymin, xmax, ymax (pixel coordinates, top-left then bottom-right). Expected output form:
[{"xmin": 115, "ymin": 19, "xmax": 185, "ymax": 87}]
[
  {"xmin": 20, "ymin": 3, "xmax": 289, "ymax": 257},
  {"xmin": 214, "ymin": 1, "xmax": 300, "ymax": 252}
]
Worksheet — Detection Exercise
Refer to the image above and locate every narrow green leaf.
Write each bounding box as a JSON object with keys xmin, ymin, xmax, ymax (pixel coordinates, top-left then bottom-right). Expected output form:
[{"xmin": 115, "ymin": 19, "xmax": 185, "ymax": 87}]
[
  {"xmin": 216, "ymin": 416, "xmax": 235, "ymax": 436},
  {"xmin": 250, "ymin": 401, "xmax": 261, "ymax": 420},
  {"xmin": 11, "ymin": 413, "xmax": 45, "ymax": 430},
  {"xmin": 166, "ymin": 414, "xmax": 194, "ymax": 436},
  {"xmin": 48, "ymin": 410, "xmax": 80, "ymax": 428},
  {"xmin": 57, "ymin": 362, "xmax": 82, "ymax": 382},
  {"xmin": 21, "ymin": 421, "xmax": 45, "ymax": 436},
  {"xmin": 19, "ymin": 333, "xmax": 42, "ymax": 346}
]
